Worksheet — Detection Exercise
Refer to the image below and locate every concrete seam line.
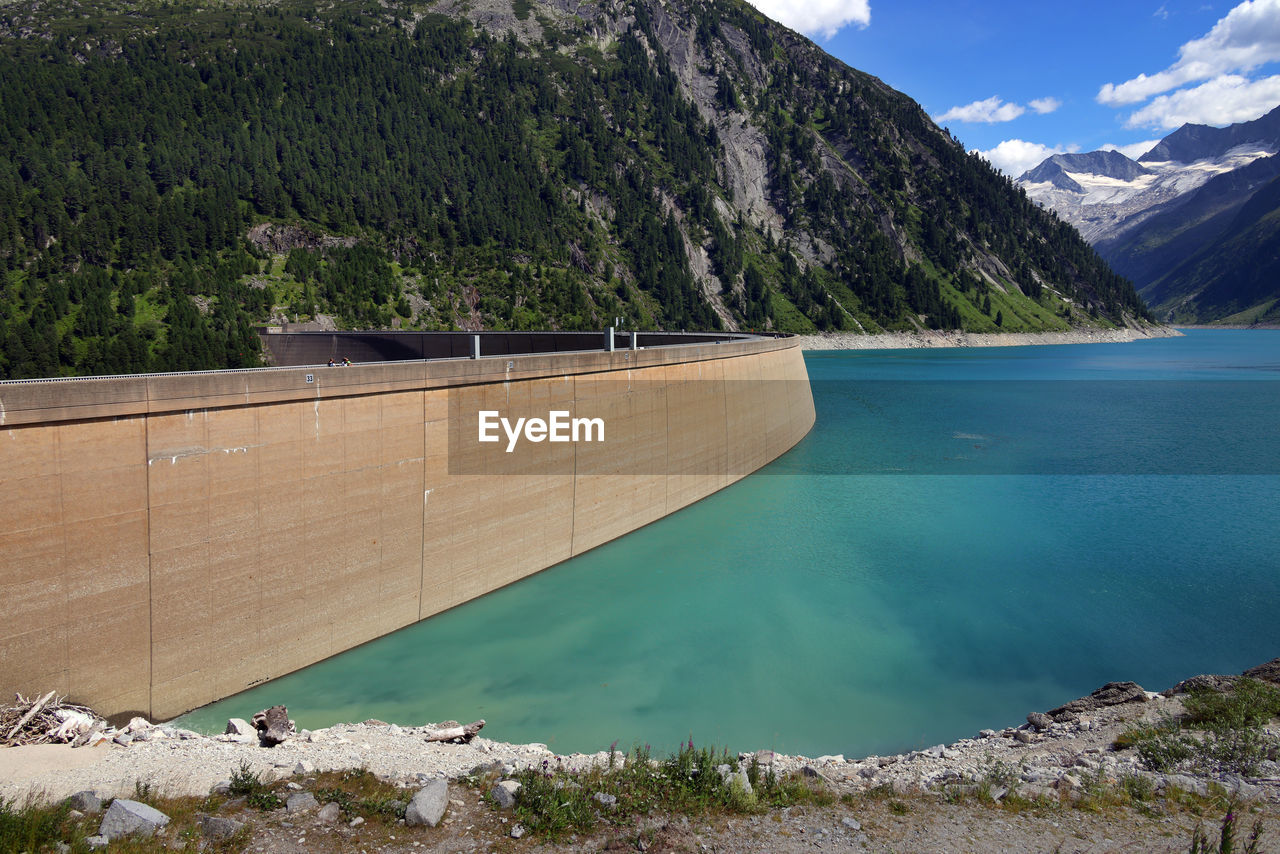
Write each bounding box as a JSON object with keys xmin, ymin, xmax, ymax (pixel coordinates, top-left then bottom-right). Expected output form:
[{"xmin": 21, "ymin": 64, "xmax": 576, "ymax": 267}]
[{"xmin": 418, "ymin": 388, "xmax": 428, "ymax": 622}]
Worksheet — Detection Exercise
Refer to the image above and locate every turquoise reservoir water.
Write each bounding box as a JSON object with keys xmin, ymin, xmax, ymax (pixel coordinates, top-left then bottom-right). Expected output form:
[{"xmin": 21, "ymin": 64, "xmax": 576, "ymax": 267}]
[{"xmin": 180, "ymin": 330, "xmax": 1280, "ymax": 759}]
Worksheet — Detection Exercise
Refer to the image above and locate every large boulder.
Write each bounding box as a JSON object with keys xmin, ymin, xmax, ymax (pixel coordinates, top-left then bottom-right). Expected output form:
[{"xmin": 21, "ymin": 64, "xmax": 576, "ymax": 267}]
[
  {"xmin": 252, "ymin": 705, "xmax": 293, "ymax": 747},
  {"xmin": 68, "ymin": 791, "xmax": 101, "ymax": 813},
  {"xmin": 225, "ymin": 718, "xmax": 255, "ymax": 737},
  {"xmin": 285, "ymin": 792, "xmax": 318, "ymax": 813},
  {"xmin": 405, "ymin": 779, "xmax": 449, "ymax": 827},
  {"xmin": 489, "ymin": 780, "xmax": 521, "ymax": 809},
  {"xmin": 1048, "ymin": 681, "xmax": 1146, "ymax": 716},
  {"xmin": 200, "ymin": 816, "xmax": 245, "ymax": 840},
  {"xmin": 99, "ymin": 799, "xmax": 170, "ymax": 840}
]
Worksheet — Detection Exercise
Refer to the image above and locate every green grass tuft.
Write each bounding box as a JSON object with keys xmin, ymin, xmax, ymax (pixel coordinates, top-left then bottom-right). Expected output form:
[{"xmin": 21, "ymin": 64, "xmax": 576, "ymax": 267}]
[
  {"xmin": 0, "ymin": 795, "xmax": 71, "ymax": 853},
  {"xmin": 313, "ymin": 767, "xmax": 410, "ymax": 822}
]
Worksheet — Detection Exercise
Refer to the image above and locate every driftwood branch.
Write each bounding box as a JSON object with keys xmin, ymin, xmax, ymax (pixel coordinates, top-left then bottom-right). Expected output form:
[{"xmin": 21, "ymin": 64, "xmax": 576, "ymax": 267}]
[
  {"xmin": 423, "ymin": 719, "xmax": 485, "ymax": 744},
  {"xmin": 2, "ymin": 692, "xmax": 105, "ymax": 747},
  {"xmin": 5, "ymin": 690, "xmax": 55, "ymax": 743}
]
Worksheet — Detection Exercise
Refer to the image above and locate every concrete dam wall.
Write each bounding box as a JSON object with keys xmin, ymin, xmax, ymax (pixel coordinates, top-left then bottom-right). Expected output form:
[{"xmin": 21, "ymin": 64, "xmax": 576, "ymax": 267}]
[{"xmin": 0, "ymin": 336, "xmax": 815, "ymax": 721}]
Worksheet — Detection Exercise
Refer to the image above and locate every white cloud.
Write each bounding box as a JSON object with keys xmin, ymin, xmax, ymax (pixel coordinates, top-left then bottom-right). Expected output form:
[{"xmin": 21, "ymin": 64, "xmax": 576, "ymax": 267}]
[
  {"xmin": 975, "ymin": 139, "xmax": 1079, "ymax": 177},
  {"xmin": 1123, "ymin": 73, "xmax": 1280, "ymax": 128},
  {"xmin": 1100, "ymin": 139, "xmax": 1162, "ymax": 159},
  {"xmin": 1098, "ymin": 0, "xmax": 1280, "ymax": 105},
  {"xmin": 935, "ymin": 95, "xmax": 1062, "ymax": 125},
  {"xmin": 935, "ymin": 96, "xmax": 1026, "ymax": 124},
  {"xmin": 744, "ymin": 0, "xmax": 870, "ymax": 39}
]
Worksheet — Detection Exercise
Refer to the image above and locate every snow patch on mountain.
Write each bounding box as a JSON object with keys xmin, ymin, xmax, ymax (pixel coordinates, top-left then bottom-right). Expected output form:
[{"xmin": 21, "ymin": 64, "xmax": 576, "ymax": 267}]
[{"xmin": 1018, "ymin": 143, "xmax": 1276, "ymax": 243}]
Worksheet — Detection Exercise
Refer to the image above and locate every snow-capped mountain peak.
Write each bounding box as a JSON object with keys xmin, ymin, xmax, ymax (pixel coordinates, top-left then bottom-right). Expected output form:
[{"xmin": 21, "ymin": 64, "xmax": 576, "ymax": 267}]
[{"xmin": 1017, "ymin": 140, "xmax": 1277, "ymax": 244}]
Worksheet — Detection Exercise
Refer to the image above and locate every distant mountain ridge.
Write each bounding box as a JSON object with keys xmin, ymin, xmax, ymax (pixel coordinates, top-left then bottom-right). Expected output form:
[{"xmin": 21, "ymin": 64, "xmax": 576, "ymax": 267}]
[
  {"xmin": 1139, "ymin": 107, "xmax": 1280, "ymax": 164},
  {"xmin": 1017, "ymin": 104, "xmax": 1280, "ymax": 324},
  {"xmin": 1022, "ymin": 151, "xmax": 1153, "ymax": 193}
]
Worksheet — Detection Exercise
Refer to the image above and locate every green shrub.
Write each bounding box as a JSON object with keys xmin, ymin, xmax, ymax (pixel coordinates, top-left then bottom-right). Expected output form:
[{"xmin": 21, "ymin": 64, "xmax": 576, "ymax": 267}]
[
  {"xmin": 1184, "ymin": 679, "xmax": 1280, "ymax": 731},
  {"xmin": 1198, "ymin": 726, "xmax": 1277, "ymax": 777},
  {"xmin": 1136, "ymin": 730, "xmax": 1198, "ymax": 774},
  {"xmin": 228, "ymin": 760, "xmax": 283, "ymax": 811},
  {"xmin": 510, "ymin": 770, "xmax": 597, "ymax": 838},
  {"xmin": 1114, "ymin": 721, "xmax": 1165, "ymax": 751},
  {"xmin": 1117, "ymin": 773, "xmax": 1155, "ymax": 803},
  {"xmin": 977, "ymin": 759, "xmax": 1019, "ymax": 803},
  {"xmin": 1118, "ymin": 681, "xmax": 1280, "ymax": 777}
]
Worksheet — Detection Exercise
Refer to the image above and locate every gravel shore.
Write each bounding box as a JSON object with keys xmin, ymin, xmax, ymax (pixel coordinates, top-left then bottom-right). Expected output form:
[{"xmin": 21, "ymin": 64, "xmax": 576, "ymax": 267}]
[
  {"xmin": 794, "ymin": 326, "xmax": 1181, "ymax": 350},
  {"xmin": 3, "ymin": 684, "xmax": 1275, "ymax": 808},
  {"xmin": 2, "ymin": 664, "xmax": 1278, "ymax": 852}
]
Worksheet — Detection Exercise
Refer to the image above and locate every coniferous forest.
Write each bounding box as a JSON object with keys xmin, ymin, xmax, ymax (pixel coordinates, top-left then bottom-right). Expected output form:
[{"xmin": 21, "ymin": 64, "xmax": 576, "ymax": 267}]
[{"xmin": 0, "ymin": 0, "xmax": 1151, "ymax": 378}]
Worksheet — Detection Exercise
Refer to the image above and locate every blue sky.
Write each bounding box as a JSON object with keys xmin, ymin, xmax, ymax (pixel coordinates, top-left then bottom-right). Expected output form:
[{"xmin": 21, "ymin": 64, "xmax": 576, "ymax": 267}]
[{"xmin": 742, "ymin": 0, "xmax": 1280, "ymax": 176}]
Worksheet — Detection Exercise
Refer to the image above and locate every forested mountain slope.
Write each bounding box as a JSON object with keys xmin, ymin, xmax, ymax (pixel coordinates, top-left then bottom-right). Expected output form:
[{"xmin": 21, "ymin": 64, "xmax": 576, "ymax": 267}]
[{"xmin": 0, "ymin": 0, "xmax": 1150, "ymax": 378}]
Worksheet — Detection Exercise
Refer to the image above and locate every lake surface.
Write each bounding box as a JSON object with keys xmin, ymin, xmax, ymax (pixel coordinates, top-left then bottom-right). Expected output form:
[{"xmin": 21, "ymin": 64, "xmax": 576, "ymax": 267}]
[{"xmin": 180, "ymin": 330, "xmax": 1280, "ymax": 759}]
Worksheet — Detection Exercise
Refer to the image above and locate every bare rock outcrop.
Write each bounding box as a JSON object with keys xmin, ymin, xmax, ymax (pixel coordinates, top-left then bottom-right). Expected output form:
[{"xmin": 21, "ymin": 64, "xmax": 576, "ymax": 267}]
[
  {"xmin": 1048, "ymin": 681, "xmax": 1148, "ymax": 717},
  {"xmin": 1160, "ymin": 657, "xmax": 1280, "ymax": 696},
  {"xmin": 246, "ymin": 223, "xmax": 356, "ymax": 255},
  {"xmin": 1162, "ymin": 673, "xmax": 1239, "ymax": 696},
  {"xmin": 1243, "ymin": 657, "xmax": 1280, "ymax": 685}
]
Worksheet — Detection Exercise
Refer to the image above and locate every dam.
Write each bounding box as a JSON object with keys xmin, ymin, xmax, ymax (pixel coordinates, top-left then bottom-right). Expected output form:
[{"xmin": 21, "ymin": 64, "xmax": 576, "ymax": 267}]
[{"xmin": 0, "ymin": 332, "xmax": 815, "ymax": 722}]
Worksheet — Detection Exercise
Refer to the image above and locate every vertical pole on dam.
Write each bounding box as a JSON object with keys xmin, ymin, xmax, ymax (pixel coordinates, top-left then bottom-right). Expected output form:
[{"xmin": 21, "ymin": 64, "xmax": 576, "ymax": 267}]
[
  {"xmin": 471, "ymin": 335, "xmax": 480, "ymax": 360},
  {"xmin": 606, "ymin": 327, "xmax": 615, "ymax": 352}
]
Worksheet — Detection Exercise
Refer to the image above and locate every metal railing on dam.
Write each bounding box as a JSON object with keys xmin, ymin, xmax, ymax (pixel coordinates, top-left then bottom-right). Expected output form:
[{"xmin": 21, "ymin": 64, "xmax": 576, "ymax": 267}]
[
  {"xmin": 257, "ymin": 328, "xmax": 784, "ymax": 366},
  {"xmin": 1, "ymin": 333, "xmax": 815, "ymax": 721}
]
